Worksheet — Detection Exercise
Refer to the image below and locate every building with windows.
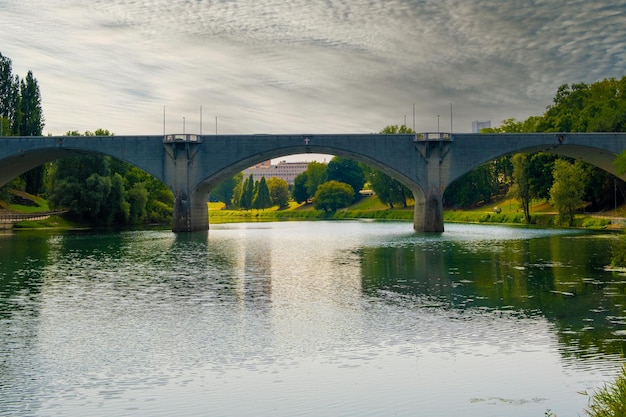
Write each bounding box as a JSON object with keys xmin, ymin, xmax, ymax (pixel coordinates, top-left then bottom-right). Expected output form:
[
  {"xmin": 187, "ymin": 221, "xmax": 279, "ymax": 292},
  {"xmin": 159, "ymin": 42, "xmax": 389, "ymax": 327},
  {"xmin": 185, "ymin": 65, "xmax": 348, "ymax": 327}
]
[{"xmin": 243, "ymin": 160, "xmax": 312, "ymax": 186}]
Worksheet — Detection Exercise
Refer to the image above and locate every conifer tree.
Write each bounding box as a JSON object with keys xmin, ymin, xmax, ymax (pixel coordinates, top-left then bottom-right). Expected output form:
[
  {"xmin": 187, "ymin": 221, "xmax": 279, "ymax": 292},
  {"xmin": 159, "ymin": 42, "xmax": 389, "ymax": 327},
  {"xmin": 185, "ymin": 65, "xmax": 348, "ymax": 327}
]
[{"xmin": 252, "ymin": 176, "xmax": 271, "ymax": 210}]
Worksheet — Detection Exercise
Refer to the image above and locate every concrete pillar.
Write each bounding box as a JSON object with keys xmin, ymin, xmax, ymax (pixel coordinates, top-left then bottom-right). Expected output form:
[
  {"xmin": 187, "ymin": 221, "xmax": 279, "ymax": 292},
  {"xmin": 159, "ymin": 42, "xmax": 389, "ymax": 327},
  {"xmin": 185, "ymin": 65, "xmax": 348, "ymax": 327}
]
[
  {"xmin": 413, "ymin": 187, "xmax": 444, "ymax": 232},
  {"xmin": 166, "ymin": 138, "xmax": 208, "ymax": 233},
  {"xmin": 172, "ymin": 190, "xmax": 208, "ymax": 232},
  {"xmin": 412, "ymin": 139, "xmax": 446, "ymax": 232}
]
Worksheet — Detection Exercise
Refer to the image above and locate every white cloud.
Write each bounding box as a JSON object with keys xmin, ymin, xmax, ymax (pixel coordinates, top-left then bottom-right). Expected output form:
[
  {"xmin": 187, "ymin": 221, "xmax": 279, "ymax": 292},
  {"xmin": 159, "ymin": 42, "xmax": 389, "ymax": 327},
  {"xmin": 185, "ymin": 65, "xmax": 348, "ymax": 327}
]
[{"xmin": 1, "ymin": 0, "xmax": 625, "ymax": 136}]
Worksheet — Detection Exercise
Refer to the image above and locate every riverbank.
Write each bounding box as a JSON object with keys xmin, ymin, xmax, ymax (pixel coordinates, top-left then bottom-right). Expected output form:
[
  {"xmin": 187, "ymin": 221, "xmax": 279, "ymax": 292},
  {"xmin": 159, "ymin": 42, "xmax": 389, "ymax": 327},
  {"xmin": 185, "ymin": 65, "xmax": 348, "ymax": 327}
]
[
  {"xmin": 208, "ymin": 197, "xmax": 624, "ymax": 230},
  {"xmin": 4, "ymin": 193, "xmax": 624, "ymax": 231}
]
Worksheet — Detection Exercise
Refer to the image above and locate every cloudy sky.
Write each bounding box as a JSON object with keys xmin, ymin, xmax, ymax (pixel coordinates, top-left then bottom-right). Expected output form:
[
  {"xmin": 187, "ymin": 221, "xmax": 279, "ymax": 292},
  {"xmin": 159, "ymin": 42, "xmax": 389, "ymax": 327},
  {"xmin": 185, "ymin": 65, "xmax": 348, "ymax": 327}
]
[{"xmin": 1, "ymin": 0, "xmax": 625, "ymax": 137}]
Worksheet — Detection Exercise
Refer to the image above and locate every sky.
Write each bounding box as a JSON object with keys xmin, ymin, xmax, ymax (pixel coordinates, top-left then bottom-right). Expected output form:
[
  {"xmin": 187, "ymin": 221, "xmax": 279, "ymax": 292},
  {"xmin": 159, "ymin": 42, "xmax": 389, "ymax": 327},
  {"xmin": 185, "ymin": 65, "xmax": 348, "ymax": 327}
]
[{"xmin": 2, "ymin": 0, "xmax": 626, "ymax": 151}]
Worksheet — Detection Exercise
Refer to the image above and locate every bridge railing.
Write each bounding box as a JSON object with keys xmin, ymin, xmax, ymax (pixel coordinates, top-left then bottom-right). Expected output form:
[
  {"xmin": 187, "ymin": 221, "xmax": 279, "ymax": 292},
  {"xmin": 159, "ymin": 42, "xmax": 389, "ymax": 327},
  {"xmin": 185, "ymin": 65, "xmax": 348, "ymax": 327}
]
[
  {"xmin": 414, "ymin": 132, "xmax": 452, "ymax": 141},
  {"xmin": 0, "ymin": 210, "xmax": 68, "ymax": 223},
  {"xmin": 163, "ymin": 134, "xmax": 202, "ymax": 143}
]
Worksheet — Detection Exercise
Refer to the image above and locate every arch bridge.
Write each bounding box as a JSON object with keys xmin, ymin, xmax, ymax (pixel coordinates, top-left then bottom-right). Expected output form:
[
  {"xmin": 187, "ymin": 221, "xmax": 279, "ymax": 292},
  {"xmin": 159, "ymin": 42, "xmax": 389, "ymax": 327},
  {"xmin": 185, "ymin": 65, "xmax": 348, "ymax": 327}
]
[{"xmin": 1, "ymin": 132, "xmax": 625, "ymax": 232}]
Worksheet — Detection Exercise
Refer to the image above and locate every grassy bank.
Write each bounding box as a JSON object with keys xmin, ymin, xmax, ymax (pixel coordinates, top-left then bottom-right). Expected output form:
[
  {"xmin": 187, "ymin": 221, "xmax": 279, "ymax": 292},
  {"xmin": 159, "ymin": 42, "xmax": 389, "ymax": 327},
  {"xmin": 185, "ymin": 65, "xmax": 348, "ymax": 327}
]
[
  {"xmin": 208, "ymin": 197, "xmax": 414, "ymax": 224},
  {"xmin": 209, "ymin": 196, "xmax": 619, "ymax": 230},
  {"xmin": 4, "ymin": 191, "xmax": 621, "ymax": 230},
  {"xmin": 444, "ymin": 198, "xmax": 618, "ymax": 230}
]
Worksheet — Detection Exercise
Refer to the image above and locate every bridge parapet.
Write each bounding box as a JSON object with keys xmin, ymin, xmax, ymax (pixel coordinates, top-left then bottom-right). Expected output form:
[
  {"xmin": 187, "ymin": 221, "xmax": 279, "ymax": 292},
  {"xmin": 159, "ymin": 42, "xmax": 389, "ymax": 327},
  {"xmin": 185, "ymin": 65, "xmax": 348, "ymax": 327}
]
[
  {"xmin": 414, "ymin": 132, "xmax": 452, "ymax": 141},
  {"xmin": 163, "ymin": 134, "xmax": 202, "ymax": 143}
]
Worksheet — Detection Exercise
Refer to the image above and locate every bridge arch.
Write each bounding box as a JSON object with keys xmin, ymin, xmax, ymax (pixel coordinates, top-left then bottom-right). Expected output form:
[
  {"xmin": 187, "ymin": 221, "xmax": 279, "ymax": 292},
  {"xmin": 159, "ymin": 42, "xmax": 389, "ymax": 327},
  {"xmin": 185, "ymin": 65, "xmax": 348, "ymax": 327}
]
[
  {"xmin": 186, "ymin": 140, "xmax": 428, "ymax": 232},
  {"xmin": 0, "ymin": 136, "xmax": 167, "ymax": 188},
  {"xmin": 446, "ymin": 133, "xmax": 626, "ymax": 187}
]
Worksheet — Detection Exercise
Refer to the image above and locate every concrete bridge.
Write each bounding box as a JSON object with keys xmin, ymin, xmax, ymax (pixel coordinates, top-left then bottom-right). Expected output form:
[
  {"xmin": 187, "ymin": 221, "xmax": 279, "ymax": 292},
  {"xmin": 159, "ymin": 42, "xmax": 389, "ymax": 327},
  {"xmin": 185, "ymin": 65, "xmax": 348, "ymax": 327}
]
[{"xmin": 1, "ymin": 132, "xmax": 625, "ymax": 232}]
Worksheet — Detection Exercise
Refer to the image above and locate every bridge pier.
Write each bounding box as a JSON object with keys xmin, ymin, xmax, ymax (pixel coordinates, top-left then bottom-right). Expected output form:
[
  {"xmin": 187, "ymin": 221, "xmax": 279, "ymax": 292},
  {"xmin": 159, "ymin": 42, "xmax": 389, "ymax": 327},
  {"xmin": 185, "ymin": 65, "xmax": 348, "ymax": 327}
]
[
  {"xmin": 413, "ymin": 187, "xmax": 444, "ymax": 232},
  {"xmin": 172, "ymin": 191, "xmax": 208, "ymax": 232},
  {"xmin": 165, "ymin": 135, "xmax": 208, "ymax": 233}
]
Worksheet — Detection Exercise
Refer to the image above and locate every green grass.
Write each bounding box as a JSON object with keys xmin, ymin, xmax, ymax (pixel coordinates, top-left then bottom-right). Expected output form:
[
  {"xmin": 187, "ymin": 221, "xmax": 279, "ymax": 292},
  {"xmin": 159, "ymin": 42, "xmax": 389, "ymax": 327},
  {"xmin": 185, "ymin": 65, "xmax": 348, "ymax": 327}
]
[
  {"xmin": 584, "ymin": 364, "xmax": 626, "ymax": 417},
  {"xmin": 8, "ymin": 190, "xmax": 50, "ymax": 212},
  {"xmin": 12, "ymin": 215, "xmax": 80, "ymax": 229},
  {"xmin": 208, "ymin": 195, "xmax": 415, "ymax": 223}
]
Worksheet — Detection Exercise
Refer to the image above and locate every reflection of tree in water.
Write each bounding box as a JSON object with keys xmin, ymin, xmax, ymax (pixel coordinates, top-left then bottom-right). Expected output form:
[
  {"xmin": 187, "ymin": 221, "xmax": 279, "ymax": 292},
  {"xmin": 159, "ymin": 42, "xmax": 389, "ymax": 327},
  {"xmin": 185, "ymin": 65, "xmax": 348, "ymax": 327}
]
[
  {"xmin": 0, "ymin": 231, "xmax": 52, "ymax": 415},
  {"xmin": 359, "ymin": 234, "xmax": 626, "ymax": 358}
]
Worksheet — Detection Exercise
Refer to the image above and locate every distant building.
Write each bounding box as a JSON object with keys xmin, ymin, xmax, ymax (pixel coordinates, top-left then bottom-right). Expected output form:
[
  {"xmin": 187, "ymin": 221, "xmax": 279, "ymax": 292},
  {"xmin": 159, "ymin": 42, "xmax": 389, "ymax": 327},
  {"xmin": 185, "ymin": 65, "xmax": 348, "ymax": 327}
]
[
  {"xmin": 243, "ymin": 160, "xmax": 311, "ymax": 186},
  {"xmin": 472, "ymin": 120, "xmax": 491, "ymax": 133}
]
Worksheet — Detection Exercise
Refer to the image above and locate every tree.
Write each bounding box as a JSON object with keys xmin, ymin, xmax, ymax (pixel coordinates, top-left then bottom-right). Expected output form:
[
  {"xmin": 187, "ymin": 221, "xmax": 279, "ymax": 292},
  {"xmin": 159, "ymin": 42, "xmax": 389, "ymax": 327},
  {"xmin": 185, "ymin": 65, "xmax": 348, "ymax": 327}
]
[
  {"xmin": 367, "ymin": 169, "xmax": 410, "ymax": 208},
  {"xmin": 313, "ymin": 181, "xmax": 354, "ymax": 212},
  {"xmin": 528, "ymin": 153, "xmax": 557, "ymax": 200},
  {"xmin": 239, "ymin": 174, "xmax": 254, "ymax": 210},
  {"xmin": 252, "ymin": 176, "xmax": 271, "ymax": 210},
  {"xmin": 46, "ymin": 129, "xmax": 171, "ymax": 226},
  {"xmin": 444, "ymin": 164, "xmax": 498, "ymax": 209},
  {"xmin": 292, "ymin": 172, "xmax": 309, "ymax": 204},
  {"xmin": 267, "ymin": 177, "xmax": 290, "ymax": 209},
  {"xmin": 0, "ymin": 55, "xmax": 45, "ymax": 196},
  {"xmin": 212, "ymin": 172, "xmax": 242, "ymax": 208},
  {"xmin": 305, "ymin": 162, "xmax": 327, "ymax": 198},
  {"xmin": 48, "ymin": 151, "xmax": 113, "ymax": 223},
  {"xmin": 549, "ymin": 159, "xmax": 588, "ymax": 226},
  {"xmin": 327, "ymin": 156, "xmax": 365, "ymax": 201},
  {"xmin": 0, "ymin": 52, "xmax": 18, "ymax": 136},
  {"xmin": 363, "ymin": 125, "xmax": 414, "ymax": 208},
  {"xmin": 510, "ymin": 154, "xmax": 531, "ymax": 223},
  {"xmin": 17, "ymin": 71, "xmax": 44, "ymax": 136},
  {"xmin": 18, "ymin": 71, "xmax": 45, "ymax": 195}
]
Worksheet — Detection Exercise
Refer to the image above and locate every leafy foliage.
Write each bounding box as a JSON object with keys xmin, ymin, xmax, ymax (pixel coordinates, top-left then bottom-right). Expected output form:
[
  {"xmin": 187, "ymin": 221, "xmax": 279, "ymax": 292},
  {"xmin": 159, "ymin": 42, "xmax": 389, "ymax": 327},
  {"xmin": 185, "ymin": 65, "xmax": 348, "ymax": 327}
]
[
  {"xmin": 292, "ymin": 172, "xmax": 309, "ymax": 204},
  {"xmin": 266, "ymin": 177, "xmax": 290, "ymax": 209},
  {"xmin": 363, "ymin": 125, "xmax": 413, "ymax": 208},
  {"xmin": 252, "ymin": 176, "xmax": 271, "ymax": 210},
  {"xmin": 46, "ymin": 130, "xmax": 173, "ymax": 226},
  {"xmin": 510, "ymin": 154, "xmax": 531, "ymax": 223},
  {"xmin": 239, "ymin": 174, "xmax": 254, "ymax": 210},
  {"xmin": 549, "ymin": 159, "xmax": 588, "ymax": 226},
  {"xmin": 211, "ymin": 172, "xmax": 242, "ymax": 209},
  {"xmin": 0, "ymin": 52, "xmax": 45, "ymax": 196},
  {"xmin": 327, "ymin": 156, "xmax": 365, "ymax": 202},
  {"xmin": 313, "ymin": 180, "xmax": 355, "ymax": 212}
]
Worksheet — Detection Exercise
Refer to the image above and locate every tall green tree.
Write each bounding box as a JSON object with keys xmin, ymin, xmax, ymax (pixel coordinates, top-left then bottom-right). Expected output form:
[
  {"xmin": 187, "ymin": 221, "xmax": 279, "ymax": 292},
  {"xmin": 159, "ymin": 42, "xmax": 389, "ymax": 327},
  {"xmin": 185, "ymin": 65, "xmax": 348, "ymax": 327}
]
[
  {"xmin": 292, "ymin": 172, "xmax": 309, "ymax": 204},
  {"xmin": 18, "ymin": 71, "xmax": 45, "ymax": 194},
  {"xmin": 305, "ymin": 162, "xmax": 327, "ymax": 198},
  {"xmin": 267, "ymin": 177, "xmax": 290, "ymax": 209},
  {"xmin": 327, "ymin": 156, "xmax": 365, "ymax": 202},
  {"xmin": 549, "ymin": 159, "xmax": 588, "ymax": 226},
  {"xmin": 510, "ymin": 154, "xmax": 532, "ymax": 223},
  {"xmin": 0, "ymin": 52, "xmax": 18, "ymax": 136},
  {"xmin": 367, "ymin": 169, "xmax": 410, "ymax": 208},
  {"xmin": 240, "ymin": 174, "xmax": 254, "ymax": 210},
  {"xmin": 212, "ymin": 172, "xmax": 243, "ymax": 208},
  {"xmin": 252, "ymin": 176, "xmax": 271, "ymax": 210}
]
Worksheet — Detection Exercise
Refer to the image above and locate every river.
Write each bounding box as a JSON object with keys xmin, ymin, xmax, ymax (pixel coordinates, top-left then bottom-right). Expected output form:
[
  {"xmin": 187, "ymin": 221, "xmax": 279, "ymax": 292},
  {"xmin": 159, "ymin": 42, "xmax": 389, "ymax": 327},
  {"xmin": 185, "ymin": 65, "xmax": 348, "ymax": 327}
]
[{"xmin": 1, "ymin": 221, "xmax": 625, "ymax": 416}]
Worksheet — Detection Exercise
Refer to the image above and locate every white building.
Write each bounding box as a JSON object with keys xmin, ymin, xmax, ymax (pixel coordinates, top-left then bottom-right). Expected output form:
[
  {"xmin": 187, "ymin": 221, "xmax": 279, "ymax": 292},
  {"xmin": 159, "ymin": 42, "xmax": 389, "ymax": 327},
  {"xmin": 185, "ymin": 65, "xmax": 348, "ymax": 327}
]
[
  {"xmin": 243, "ymin": 160, "xmax": 311, "ymax": 186},
  {"xmin": 472, "ymin": 120, "xmax": 491, "ymax": 133}
]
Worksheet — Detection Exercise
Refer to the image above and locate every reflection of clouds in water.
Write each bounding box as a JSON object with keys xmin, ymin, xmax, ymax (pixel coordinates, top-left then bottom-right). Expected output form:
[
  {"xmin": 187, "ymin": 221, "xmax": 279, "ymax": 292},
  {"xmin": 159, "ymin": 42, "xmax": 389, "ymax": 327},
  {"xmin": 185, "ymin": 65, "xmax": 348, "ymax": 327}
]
[{"xmin": 1, "ymin": 0, "xmax": 625, "ymax": 136}]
